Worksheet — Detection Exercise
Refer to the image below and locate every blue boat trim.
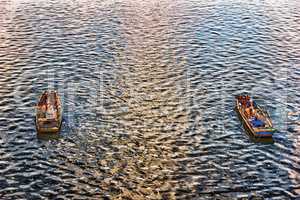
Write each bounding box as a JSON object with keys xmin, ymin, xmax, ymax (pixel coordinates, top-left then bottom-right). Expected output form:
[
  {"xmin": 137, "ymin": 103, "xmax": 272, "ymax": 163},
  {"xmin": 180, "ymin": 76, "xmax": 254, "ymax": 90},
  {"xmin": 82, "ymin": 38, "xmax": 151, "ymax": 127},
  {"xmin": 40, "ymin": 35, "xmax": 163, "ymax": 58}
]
[{"xmin": 256, "ymin": 131, "xmax": 274, "ymax": 136}]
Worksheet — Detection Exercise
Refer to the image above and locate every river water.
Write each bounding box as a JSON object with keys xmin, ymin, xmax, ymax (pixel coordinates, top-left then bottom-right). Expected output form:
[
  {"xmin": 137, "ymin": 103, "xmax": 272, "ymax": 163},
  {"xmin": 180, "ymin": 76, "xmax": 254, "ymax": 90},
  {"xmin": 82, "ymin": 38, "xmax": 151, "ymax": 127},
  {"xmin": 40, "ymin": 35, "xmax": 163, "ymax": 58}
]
[{"xmin": 0, "ymin": 0, "xmax": 299, "ymax": 199}]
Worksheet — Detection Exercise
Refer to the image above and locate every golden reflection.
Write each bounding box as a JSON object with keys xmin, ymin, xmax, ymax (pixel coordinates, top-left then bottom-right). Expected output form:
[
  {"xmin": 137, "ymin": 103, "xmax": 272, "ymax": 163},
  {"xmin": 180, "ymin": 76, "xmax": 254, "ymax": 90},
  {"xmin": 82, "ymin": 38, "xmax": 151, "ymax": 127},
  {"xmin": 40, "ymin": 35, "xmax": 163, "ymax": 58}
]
[{"xmin": 98, "ymin": 0, "xmax": 190, "ymax": 198}]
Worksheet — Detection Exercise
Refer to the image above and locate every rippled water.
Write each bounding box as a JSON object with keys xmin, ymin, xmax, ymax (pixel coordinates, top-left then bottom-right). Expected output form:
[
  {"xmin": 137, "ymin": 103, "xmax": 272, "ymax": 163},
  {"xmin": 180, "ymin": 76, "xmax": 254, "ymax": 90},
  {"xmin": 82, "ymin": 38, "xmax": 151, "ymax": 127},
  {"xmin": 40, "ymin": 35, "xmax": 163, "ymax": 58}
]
[{"xmin": 0, "ymin": 0, "xmax": 300, "ymax": 199}]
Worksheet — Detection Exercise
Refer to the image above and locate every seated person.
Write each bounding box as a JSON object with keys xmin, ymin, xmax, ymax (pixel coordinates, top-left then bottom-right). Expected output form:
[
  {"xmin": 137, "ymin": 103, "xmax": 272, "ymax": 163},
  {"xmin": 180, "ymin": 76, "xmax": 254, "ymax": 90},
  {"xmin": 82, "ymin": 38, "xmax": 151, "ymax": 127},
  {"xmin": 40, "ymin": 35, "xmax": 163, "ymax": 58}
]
[{"xmin": 245, "ymin": 105, "xmax": 256, "ymax": 117}]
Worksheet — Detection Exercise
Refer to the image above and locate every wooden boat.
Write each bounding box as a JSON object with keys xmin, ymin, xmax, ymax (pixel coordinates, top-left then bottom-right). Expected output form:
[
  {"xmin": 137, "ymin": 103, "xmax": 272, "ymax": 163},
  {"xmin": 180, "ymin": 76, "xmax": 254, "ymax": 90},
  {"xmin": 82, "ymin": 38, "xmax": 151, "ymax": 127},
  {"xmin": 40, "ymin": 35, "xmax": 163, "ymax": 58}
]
[
  {"xmin": 36, "ymin": 91, "xmax": 62, "ymax": 134},
  {"xmin": 235, "ymin": 95, "xmax": 276, "ymax": 138}
]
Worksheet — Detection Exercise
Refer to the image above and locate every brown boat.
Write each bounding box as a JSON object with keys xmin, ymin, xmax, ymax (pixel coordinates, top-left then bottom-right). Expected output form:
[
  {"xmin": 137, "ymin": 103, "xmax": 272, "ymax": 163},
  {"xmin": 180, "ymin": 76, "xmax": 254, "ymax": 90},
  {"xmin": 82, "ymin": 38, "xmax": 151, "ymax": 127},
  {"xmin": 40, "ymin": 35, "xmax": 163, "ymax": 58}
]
[
  {"xmin": 235, "ymin": 95, "xmax": 276, "ymax": 138},
  {"xmin": 36, "ymin": 91, "xmax": 62, "ymax": 134}
]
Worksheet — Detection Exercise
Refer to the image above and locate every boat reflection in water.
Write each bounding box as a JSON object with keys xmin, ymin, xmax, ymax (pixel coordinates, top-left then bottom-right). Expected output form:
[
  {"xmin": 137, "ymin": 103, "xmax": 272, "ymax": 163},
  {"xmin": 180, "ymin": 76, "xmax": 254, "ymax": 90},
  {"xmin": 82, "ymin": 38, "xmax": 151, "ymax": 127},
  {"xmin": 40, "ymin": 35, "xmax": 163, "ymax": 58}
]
[
  {"xmin": 247, "ymin": 132, "xmax": 274, "ymax": 144},
  {"xmin": 37, "ymin": 132, "xmax": 61, "ymax": 140}
]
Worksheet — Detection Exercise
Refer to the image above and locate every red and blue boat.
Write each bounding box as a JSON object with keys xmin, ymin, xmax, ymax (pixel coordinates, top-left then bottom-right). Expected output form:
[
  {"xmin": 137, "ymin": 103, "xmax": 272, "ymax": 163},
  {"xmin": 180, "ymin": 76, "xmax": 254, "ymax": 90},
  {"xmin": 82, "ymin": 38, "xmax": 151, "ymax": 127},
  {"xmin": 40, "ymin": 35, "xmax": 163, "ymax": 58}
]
[{"xmin": 235, "ymin": 95, "xmax": 277, "ymax": 138}]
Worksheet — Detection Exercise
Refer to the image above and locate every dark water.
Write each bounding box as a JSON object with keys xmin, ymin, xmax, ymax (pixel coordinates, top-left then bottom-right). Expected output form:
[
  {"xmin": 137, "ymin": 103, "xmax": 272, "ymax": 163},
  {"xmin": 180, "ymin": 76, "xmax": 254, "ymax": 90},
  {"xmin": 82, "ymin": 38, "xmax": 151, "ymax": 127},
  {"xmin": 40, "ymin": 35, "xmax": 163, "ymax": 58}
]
[{"xmin": 0, "ymin": 0, "xmax": 300, "ymax": 199}]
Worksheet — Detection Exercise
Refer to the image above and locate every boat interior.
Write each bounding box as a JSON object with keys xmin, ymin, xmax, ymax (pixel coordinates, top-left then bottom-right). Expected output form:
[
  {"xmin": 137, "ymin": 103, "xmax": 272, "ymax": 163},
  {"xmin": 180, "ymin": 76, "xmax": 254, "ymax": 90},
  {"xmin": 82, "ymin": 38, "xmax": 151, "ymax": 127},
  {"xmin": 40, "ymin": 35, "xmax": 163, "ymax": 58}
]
[
  {"xmin": 37, "ymin": 91, "xmax": 60, "ymax": 127},
  {"xmin": 237, "ymin": 96, "xmax": 272, "ymax": 130}
]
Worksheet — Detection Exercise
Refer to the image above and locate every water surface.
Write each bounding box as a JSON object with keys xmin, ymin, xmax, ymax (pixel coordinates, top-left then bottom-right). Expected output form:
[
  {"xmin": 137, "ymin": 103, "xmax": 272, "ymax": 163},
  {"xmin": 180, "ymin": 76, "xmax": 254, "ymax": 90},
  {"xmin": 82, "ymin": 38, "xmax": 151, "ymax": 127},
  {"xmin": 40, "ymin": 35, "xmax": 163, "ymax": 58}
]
[{"xmin": 0, "ymin": 0, "xmax": 300, "ymax": 199}]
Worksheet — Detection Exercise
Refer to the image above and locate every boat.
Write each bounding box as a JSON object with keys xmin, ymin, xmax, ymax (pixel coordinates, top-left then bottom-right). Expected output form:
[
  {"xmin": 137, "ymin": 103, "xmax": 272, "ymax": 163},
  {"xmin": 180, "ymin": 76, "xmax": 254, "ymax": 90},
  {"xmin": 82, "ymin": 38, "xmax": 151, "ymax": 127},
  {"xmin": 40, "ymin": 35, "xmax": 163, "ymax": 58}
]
[
  {"xmin": 36, "ymin": 90, "xmax": 62, "ymax": 134},
  {"xmin": 235, "ymin": 95, "xmax": 276, "ymax": 138}
]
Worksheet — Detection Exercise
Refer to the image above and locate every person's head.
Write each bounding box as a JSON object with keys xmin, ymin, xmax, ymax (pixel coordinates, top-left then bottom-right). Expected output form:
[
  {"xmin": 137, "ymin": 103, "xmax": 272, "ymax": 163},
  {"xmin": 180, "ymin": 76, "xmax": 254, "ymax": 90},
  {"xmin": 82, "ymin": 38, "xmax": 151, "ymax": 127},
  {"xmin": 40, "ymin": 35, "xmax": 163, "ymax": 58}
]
[{"xmin": 250, "ymin": 101, "xmax": 253, "ymax": 107}]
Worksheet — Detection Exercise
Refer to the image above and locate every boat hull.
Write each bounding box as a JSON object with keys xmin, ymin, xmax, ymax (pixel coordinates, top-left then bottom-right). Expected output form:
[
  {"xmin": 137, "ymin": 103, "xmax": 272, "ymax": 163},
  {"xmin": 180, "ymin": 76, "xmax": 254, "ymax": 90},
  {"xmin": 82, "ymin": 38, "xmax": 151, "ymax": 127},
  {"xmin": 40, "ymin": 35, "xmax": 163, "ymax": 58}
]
[{"xmin": 235, "ymin": 97, "xmax": 275, "ymax": 138}]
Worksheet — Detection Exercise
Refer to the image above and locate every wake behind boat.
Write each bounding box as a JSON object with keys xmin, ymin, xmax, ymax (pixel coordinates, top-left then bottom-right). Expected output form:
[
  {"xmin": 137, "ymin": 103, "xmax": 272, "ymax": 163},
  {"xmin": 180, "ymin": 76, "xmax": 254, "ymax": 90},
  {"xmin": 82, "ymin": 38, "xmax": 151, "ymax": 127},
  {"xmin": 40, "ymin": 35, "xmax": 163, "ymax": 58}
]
[
  {"xmin": 36, "ymin": 91, "xmax": 62, "ymax": 134},
  {"xmin": 236, "ymin": 95, "xmax": 276, "ymax": 138}
]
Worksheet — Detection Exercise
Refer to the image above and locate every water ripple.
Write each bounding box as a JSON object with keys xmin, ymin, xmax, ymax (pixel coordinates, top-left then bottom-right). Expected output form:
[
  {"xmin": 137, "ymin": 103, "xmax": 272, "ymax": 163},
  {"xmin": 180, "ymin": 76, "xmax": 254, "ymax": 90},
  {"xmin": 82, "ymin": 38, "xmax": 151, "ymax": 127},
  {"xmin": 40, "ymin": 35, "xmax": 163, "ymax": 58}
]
[{"xmin": 0, "ymin": 0, "xmax": 299, "ymax": 199}]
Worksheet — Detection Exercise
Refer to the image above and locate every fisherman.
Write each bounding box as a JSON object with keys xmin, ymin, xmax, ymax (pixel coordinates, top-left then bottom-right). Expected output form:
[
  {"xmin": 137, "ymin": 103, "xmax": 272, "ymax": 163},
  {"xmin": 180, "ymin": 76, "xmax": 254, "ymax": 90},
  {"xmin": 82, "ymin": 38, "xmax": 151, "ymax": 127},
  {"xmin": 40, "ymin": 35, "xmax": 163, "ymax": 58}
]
[
  {"xmin": 240, "ymin": 96, "xmax": 247, "ymax": 108},
  {"xmin": 245, "ymin": 98, "xmax": 256, "ymax": 118},
  {"xmin": 245, "ymin": 107, "xmax": 252, "ymax": 118},
  {"xmin": 246, "ymin": 99, "xmax": 251, "ymax": 108}
]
